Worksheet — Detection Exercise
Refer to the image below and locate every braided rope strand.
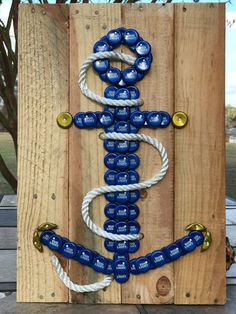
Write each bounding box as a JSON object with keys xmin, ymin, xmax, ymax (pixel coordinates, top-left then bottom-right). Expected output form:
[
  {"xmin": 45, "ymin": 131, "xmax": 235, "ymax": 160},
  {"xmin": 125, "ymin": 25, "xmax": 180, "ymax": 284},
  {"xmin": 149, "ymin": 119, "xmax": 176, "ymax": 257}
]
[
  {"xmin": 51, "ymin": 48, "xmax": 169, "ymax": 293},
  {"xmin": 81, "ymin": 132, "xmax": 168, "ymax": 241},
  {"xmin": 51, "ymin": 256, "xmax": 113, "ymax": 293}
]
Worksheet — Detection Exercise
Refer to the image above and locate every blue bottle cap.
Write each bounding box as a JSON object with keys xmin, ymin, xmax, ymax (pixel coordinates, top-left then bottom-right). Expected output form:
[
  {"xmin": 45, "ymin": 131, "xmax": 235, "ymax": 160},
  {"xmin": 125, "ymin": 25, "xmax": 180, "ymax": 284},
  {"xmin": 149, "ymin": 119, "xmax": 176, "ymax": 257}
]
[
  {"xmin": 137, "ymin": 72, "xmax": 145, "ymax": 81},
  {"xmin": 128, "ymin": 170, "xmax": 139, "ymax": 184},
  {"xmin": 115, "ymin": 191, "xmax": 130, "ymax": 204},
  {"xmin": 146, "ymin": 52, "xmax": 153, "ymax": 63},
  {"xmin": 115, "ymin": 205, "xmax": 129, "ymax": 220},
  {"xmin": 115, "ymin": 140, "xmax": 129, "ymax": 153},
  {"xmin": 61, "ymin": 241, "xmax": 77, "ymax": 259},
  {"xmin": 122, "ymin": 67, "xmax": 138, "ymax": 85},
  {"xmin": 135, "ymin": 257, "xmax": 151, "ymax": 273},
  {"xmin": 130, "ymin": 124, "xmax": 139, "ymax": 134},
  {"xmin": 104, "ymin": 140, "xmax": 116, "ymax": 153},
  {"xmin": 128, "ymin": 204, "xmax": 140, "ymax": 220},
  {"xmin": 105, "ymin": 192, "xmax": 116, "ymax": 202},
  {"xmin": 104, "ymin": 105, "xmax": 116, "ymax": 114},
  {"xmin": 104, "ymin": 169, "xmax": 117, "ymax": 185},
  {"xmin": 104, "ymin": 153, "xmax": 117, "ymax": 169},
  {"xmin": 73, "ymin": 112, "xmax": 84, "ymax": 128},
  {"xmin": 180, "ymin": 236, "xmax": 197, "ymax": 253},
  {"xmin": 93, "ymin": 59, "xmax": 110, "ymax": 73},
  {"xmin": 123, "ymin": 29, "xmax": 139, "ymax": 46},
  {"xmin": 107, "ymin": 29, "xmax": 122, "ymax": 46},
  {"xmin": 47, "ymin": 235, "xmax": 62, "ymax": 251},
  {"xmin": 117, "ymin": 27, "xmax": 126, "ymax": 37},
  {"xmin": 114, "ymin": 252, "xmax": 129, "ymax": 260},
  {"xmin": 99, "ymin": 72, "xmax": 108, "ymax": 82},
  {"xmin": 130, "ymin": 107, "xmax": 139, "ymax": 114},
  {"xmin": 114, "ymin": 258, "xmax": 129, "ymax": 274},
  {"xmin": 146, "ymin": 111, "xmax": 162, "ymax": 128},
  {"xmin": 99, "ymin": 35, "xmax": 109, "ymax": 43},
  {"xmin": 128, "ymin": 154, "xmax": 140, "ymax": 170},
  {"xmin": 104, "ymin": 203, "xmax": 117, "ymax": 219},
  {"xmin": 114, "ymin": 154, "xmax": 130, "ymax": 170},
  {"xmin": 135, "ymin": 40, "xmax": 151, "ymax": 56},
  {"xmin": 128, "ymin": 221, "xmax": 140, "ymax": 234},
  {"xmin": 116, "ymin": 172, "xmax": 130, "ymax": 185},
  {"xmin": 165, "ymin": 243, "xmax": 182, "ymax": 261},
  {"xmin": 117, "ymin": 79, "xmax": 127, "ymax": 88},
  {"xmin": 57, "ymin": 237, "xmax": 70, "ymax": 254},
  {"xmin": 128, "ymin": 240, "xmax": 140, "ymax": 253},
  {"xmin": 104, "ymin": 239, "xmax": 115, "ymax": 252},
  {"xmin": 106, "ymin": 67, "xmax": 122, "ymax": 85},
  {"xmin": 103, "ymin": 219, "xmax": 116, "ymax": 233},
  {"xmin": 146, "ymin": 253, "xmax": 155, "ymax": 269},
  {"xmin": 83, "ymin": 112, "xmax": 97, "ymax": 128},
  {"xmin": 39, "ymin": 230, "xmax": 55, "ymax": 245},
  {"xmin": 76, "ymin": 248, "xmax": 94, "ymax": 265},
  {"xmin": 114, "ymin": 121, "xmax": 130, "ymax": 133},
  {"xmin": 129, "ymin": 141, "xmax": 140, "ymax": 153},
  {"xmin": 115, "ymin": 88, "xmax": 131, "ymax": 100},
  {"xmin": 93, "ymin": 40, "xmax": 111, "ymax": 53},
  {"xmin": 114, "ymin": 272, "xmax": 129, "ymax": 284},
  {"xmin": 114, "ymin": 107, "xmax": 130, "ymax": 121},
  {"xmin": 127, "ymin": 86, "xmax": 140, "ymax": 100},
  {"xmin": 160, "ymin": 111, "xmax": 171, "ymax": 128},
  {"xmin": 99, "ymin": 111, "xmax": 114, "ymax": 127},
  {"xmin": 130, "ymin": 111, "xmax": 145, "ymax": 127},
  {"xmin": 130, "ymin": 259, "xmax": 139, "ymax": 275},
  {"xmin": 134, "ymin": 57, "xmax": 151, "ymax": 74},
  {"xmin": 115, "ymin": 221, "xmax": 129, "ymax": 235},
  {"xmin": 92, "ymin": 255, "xmax": 108, "ymax": 273},
  {"xmin": 150, "ymin": 250, "xmax": 167, "ymax": 267},
  {"xmin": 103, "ymin": 258, "xmax": 114, "ymax": 275},
  {"xmin": 104, "ymin": 86, "xmax": 118, "ymax": 99},
  {"xmin": 189, "ymin": 231, "xmax": 204, "ymax": 246},
  {"xmin": 105, "ymin": 124, "xmax": 115, "ymax": 133},
  {"xmin": 129, "ymin": 190, "xmax": 140, "ymax": 203},
  {"xmin": 114, "ymin": 241, "xmax": 129, "ymax": 253}
]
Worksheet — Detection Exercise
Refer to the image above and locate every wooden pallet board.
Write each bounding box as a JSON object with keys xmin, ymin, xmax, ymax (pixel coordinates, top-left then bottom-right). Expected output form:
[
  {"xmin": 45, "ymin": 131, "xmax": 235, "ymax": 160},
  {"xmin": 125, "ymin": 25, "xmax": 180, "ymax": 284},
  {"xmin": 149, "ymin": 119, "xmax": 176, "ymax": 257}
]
[{"xmin": 17, "ymin": 3, "xmax": 226, "ymax": 304}]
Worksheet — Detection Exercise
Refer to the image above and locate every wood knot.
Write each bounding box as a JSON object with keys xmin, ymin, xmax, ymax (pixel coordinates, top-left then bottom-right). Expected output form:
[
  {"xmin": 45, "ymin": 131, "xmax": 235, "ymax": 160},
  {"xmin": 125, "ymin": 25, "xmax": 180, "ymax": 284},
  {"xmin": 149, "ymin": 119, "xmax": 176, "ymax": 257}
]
[{"xmin": 156, "ymin": 276, "xmax": 171, "ymax": 296}]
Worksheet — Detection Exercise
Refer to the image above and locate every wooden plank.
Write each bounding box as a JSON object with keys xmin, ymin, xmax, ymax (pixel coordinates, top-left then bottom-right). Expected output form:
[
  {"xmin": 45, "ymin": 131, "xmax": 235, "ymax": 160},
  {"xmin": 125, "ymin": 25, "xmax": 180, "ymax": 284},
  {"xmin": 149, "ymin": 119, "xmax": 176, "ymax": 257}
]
[
  {"xmin": 0, "ymin": 210, "xmax": 16, "ymax": 227},
  {"xmin": 226, "ymin": 210, "xmax": 236, "ymax": 225},
  {"xmin": 17, "ymin": 4, "xmax": 69, "ymax": 302},
  {"xmin": 174, "ymin": 3, "xmax": 226, "ymax": 304},
  {"xmin": 0, "ymin": 251, "xmax": 16, "ymax": 282},
  {"xmin": 121, "ymin": 4, "xmax": 174, "ymax": 304},
  {"xmin": 226, "ymin": 225, "xmax": 236, "ymax": 247},
  {"xmin": 0, "ymin": 228, "xmax": 16, "ymax": 249},
  {"xmin": 69, "ymin": 4, "xmax": 122, "ymax": 304}
]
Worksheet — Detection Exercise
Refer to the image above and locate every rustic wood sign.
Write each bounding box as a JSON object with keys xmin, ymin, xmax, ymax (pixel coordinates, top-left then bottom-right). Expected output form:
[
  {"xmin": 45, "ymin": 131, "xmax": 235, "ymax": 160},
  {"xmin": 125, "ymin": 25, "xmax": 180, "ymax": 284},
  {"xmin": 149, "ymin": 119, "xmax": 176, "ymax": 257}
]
[{"xmin": 17, "ymin": 3, "xmax": 226, "ymax": 304}]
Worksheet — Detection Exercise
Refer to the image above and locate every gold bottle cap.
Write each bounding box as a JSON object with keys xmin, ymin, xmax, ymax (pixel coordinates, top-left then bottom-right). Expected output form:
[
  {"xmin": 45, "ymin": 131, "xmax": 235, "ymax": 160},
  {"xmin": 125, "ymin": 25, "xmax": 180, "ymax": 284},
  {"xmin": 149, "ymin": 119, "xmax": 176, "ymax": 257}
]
[
  {"xmin": 172, "ymin": 111, "xmax": 188, "ymax": 128},
  {"xmin": 57, "ymin": 112, "xmax": 73, "ymax": 128}
]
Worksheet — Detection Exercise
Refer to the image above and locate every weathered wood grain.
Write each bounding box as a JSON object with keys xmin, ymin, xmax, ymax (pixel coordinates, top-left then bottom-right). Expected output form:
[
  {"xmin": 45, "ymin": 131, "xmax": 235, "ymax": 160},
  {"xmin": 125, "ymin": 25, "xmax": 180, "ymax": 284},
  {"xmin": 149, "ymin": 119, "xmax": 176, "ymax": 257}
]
[
  {"xmin": 174, "ymin": 3, "xmax": 226, "ymax": 304},
  {"xmin": 0, "ymin": 251, "xmax": 16, "ymax": 282},
  {"xmin": 17, "ymin": 4, "xmax": 69, "ymax": 302},
  {"xmin": 0, "ymin": 228, "xmax": 16, "ymax": 249},
  {"xmin": 0, "ymin": 210, "xmax": 16, "ymax": 227},
  {"xmin": 68, "ymin": 4, "xmax": 122, "ymax": 304},
  {"xmin": 121, "ymin": 4, "xmax": 174, "ymax": 304}
]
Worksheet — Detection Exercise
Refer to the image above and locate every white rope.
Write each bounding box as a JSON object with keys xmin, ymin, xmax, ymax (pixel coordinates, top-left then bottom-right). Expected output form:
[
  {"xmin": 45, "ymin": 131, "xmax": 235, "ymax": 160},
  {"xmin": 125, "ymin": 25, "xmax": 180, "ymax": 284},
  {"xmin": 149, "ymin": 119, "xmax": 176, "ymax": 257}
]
[
  {"xmin": 51, "ymin": 256, "xmax": 113, "ymax": 292},
  {"xmin": 78, "ymin": 51, "xmax": 144, "ymax": 107},
  {"xmin": 81, "ymin": 132, "xmax": 168, "ymax": 241},
  {"xmin": 53, "ymin": 46, "xmax": 169, "ymax": 293}
]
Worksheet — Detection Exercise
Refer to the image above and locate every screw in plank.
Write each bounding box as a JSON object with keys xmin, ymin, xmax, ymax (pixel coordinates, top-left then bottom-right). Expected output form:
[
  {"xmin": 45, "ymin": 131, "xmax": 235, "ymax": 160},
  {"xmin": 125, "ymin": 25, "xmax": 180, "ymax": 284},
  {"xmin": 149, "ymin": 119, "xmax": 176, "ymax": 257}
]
[
  {"xmin": 42, "ymin": 10, "xmax": 46, "ymax": 15},
  {"xmin": 85, "ymin": 25, "xmax": 90, "ymax": 30},
  {"xmin": 51, "ymin": 193, "xmax": 56, "ymax": 200},
  {"xmin": 102, "ymin": 24, "xmax": 107, "ymax": 30},
  {"xmin": 31, "ymin": 8, "xmax": 35, "ymax": 13},
  {"xmin": 95, "ymin": 10, "xmax": 99, "ymax": 15},
  {"xmin": 33, "ymin": 193, "xmax": 38, "ymax": 199},
  {"xmin": 136, "ymin": 294, "xmax": 141, "ymax": 299}
]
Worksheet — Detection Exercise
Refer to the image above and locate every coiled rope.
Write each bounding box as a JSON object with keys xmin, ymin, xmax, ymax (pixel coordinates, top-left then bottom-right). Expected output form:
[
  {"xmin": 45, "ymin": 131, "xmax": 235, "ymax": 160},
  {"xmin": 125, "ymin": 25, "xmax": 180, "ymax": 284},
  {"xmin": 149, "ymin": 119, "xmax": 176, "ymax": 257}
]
[{"xmin": 51, "ymin": 51, "xmax": 169, "ymax": 292}]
